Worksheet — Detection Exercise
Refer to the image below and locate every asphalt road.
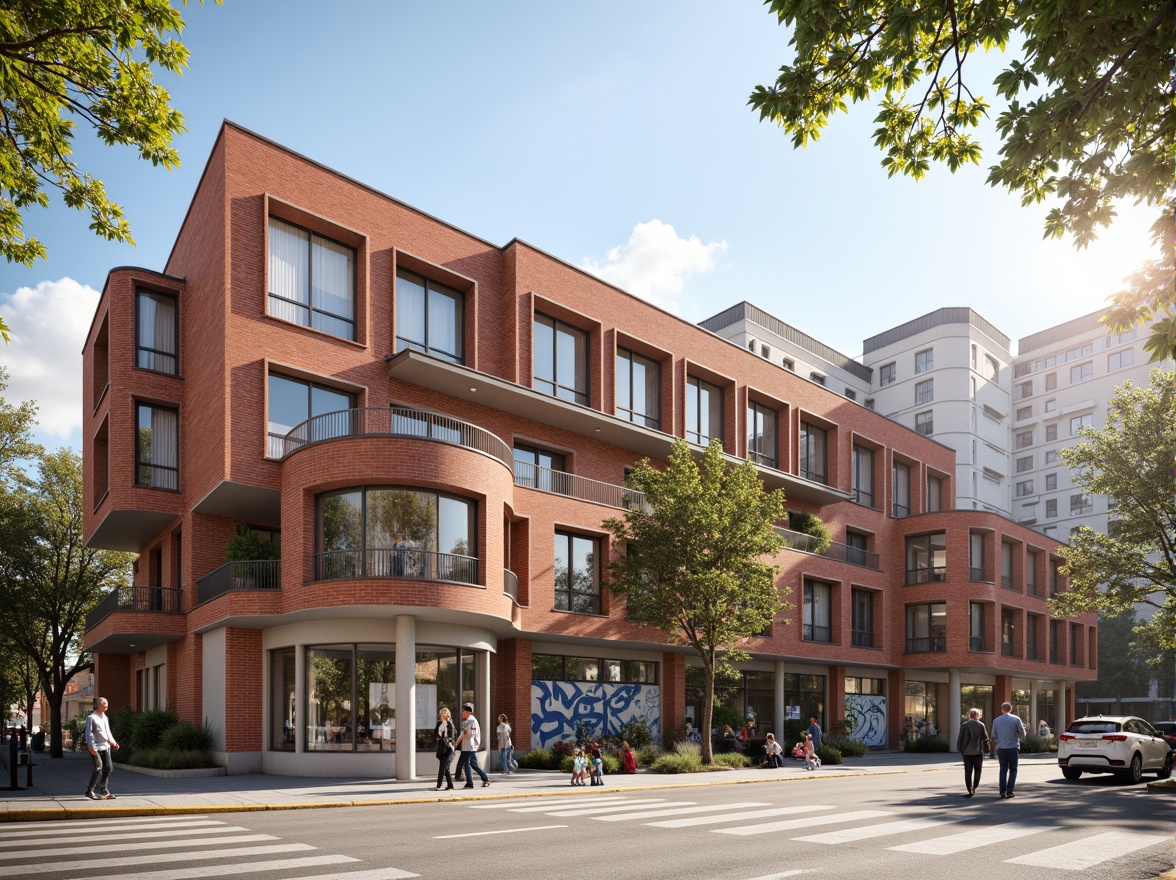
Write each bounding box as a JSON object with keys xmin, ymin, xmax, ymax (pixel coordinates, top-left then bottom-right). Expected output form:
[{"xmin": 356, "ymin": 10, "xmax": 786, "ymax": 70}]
[{"xmin": 3, "ymin": 761, "xmax": 1171, "ymax": 880}]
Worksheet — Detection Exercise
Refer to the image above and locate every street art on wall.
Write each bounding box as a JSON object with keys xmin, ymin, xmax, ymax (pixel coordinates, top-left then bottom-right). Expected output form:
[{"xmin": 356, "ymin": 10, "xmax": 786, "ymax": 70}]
[
  {"xmin": 844, "ymin": 693, "xmax": 887, "ymax": 746},
  {"xmin": 531, "ymin": 680, "xmax": 661, "ymax": 747}
]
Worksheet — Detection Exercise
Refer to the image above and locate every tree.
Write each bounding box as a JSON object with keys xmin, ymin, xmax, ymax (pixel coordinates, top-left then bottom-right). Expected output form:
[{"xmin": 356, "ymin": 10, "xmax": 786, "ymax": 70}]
[
  {"xmin": 0, "ymin": 366, "xmax": 41, "ymax": 485},
  {"xmin": 603, "ymin": 439, "xmax": 789, "ymax": 763},
  {"xmin": 1052, "ymin": 370, "xmax": 1176, "ymax": 654},
  {"xmin": 0, "ymin": 0, "xmax": 220, "ymax": 267},
  {"xmin": 0, "ymin": 449, "xmax": 134, "ymax": 757},
  {"xmin": 749, "ymin": 1, "xmax": 1175, "ymax": 359},
  {"xmin": 1074, "ymin": 611, "xmax": 1150, "ymax": 711}
]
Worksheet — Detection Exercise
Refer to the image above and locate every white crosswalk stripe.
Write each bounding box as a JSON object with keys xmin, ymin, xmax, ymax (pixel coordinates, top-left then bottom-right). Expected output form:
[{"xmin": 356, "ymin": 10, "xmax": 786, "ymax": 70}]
[
  {"xmin": 470, "ymin": 795, "xmax": 631, "ymax": 809},
  {"xmin": 0, "ymin": 844, "xmax": 317, "ymax": 876},
  {"xmin": 715, "ymin": 810, "xmax": 893, "ymax": 836},
  {"xmin": 0, "ymin": 831, "xmax": 263, "ymax": 861},
  {"xmin": 1005, "ymin": 830, "xmax": 1171, "ymax": 870},
  {"xmin": 505, "ymin": 796, "xmax": 671, "ymax": 814},
  {"xmin": 648, "ymin": 806, "xmax": 837, "ymax": 828},
  {"xmin": 793, "ymin": 815, "xmax": 966, "ymax": 844},
  {"xmin": 890, "ymin": 822, "xmax": 1055, "ymax": 854},
  {"xmin": 593, "ymin": 802, "xmax": 772, "ymax": 822},
  {"xmin": 544, "ymin": 800, "xmax": 698, "ymax": 817},
  {"xmin": 75, "ymin": 854, "xmax": 359, "ymax": 880},
  {"xmin": 0, "ymin": 815, "xmax": 206, "ymax": 833},
  {"xmin": 0, "ymin": 825, "xmax": 252, "ymax": 849},
  {"xmin": 0, "ymin": 819, "xmax": 229, "ymax": 840}
]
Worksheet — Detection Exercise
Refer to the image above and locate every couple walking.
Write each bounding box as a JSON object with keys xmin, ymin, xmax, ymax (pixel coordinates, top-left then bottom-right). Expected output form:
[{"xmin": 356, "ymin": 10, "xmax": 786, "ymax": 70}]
[
  {"xmin": 433, "ymin": 703, "xmax": 492, "ymax": 790},
  {"xmin": 957, "ymin": 702, "xmax": 1027, "ymax": 798}
]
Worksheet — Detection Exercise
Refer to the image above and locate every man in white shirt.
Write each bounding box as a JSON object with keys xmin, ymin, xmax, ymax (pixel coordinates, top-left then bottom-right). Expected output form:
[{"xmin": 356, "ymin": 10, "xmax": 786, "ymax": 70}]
[
  {"xmin": 83, "ymin": 697, "xmax": 120, "ymax": 800},
  {"xmin": 453, "ymin": 703, "xmax": 490, "ymax": 789}
]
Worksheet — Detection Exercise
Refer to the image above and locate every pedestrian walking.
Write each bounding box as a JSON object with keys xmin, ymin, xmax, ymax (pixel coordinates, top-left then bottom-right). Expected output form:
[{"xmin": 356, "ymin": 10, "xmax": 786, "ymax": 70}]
[
  {"xmin": 496, "ymin": 714, "xmax": 514, "ymax": 775},
  {"xmin": 806, "ymin": 715, "xmax": 823, "ymax": 750},
  {"xmin": 761, "ymin": 733, "xmax": 783, "ymax": 768},
  {"xmin": 433, "ymin": 707, "xmax": 456, "ymax": 791},
  {"xmin": 454, "ymin": 703, "xmax": 490, "ymax": 788},
  {"xmin": 956, "ymin": 707, "xmax": 989, "ymax": 797},
  {"xmin": 803, "ymin": 733, "xmax": 821, "ymax": 770},
  {"xmin": 83, "ymin": 697, "xmax": 120, "ymax": 800},
  {"xmin": 589, "ymin": 742, "xmax": 604, "ymax": 785},
  {"xmin": 990, "ymin": 701, "xmax": 1027, "ymax": 798}
]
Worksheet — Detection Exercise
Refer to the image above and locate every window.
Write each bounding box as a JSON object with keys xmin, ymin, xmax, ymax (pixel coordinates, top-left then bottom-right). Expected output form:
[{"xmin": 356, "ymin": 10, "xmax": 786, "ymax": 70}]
[
  {"xmin": 1045, "ymin": 372, "xmax": 1057, "ymax": 391},
  {"xmin": 1026, "ymin": 550, "xmax": 1039, "ymax": 595},
  {"xmin": 1045, "ymin": 499, "xmax": 1057, "ymax": 518},
  {"xmin": 1016, "ymin": 405, "xmax": 1032, "ymax": 421},
  {"xmin": 799, "ymin": 422, "xmax": 827, "ymax": 484},
  {"xmin": 970, "ymin": 344, "xmax": 977, "ymax": 369},
  {"xmin": 926, "ymin": 475, "xmax": 942, "ymax": 512},
  {"xmin": 1016, "ymin": 456, "xmax": 1032, "ymax": 473},
  {"xmin": 1070, "ymin": 624, "xmax": 1081, "ymax": 665},
  {"xmin": 809, "ymin": 371, "xmax": 826, "ymax": 386},
  {"xmin": 1045, "ymin": 423, "xmax": 1058, "ymax": 442},
  {"xmin": 1107, "ymin": 348, "xmax": 1134, "ymax": 371},
  {"xmin": 1044, "ymin": 398, "xmax": 1056, "ymax": 413},
  {"xmin": 533, "ymin": 314, "xmax": 588, "ymax": 405},
  {"xmin": 760, "ymin": 343, "xmax": 770, "ymax": 358},
  {"xmin": 851, "ymin": 445, "xmax": 874, "ymax": 506},
  {"xmin": 395, "ymin": 269, "xmax": 463, "ymax": 363},
  {"xmin": 915, "ymin": 411, "xmax": 933, "ymax": 436},
  {"xmin": 136, "ymin": 290, "xmax": 178, "ymax": 375},
  {"xmin": 969, "ymin": 532, "xmax": 986, "ymax": 581},
  {"xmin": 1015, "ymin": 480, "xmax": 1033, "ymax": 497},
  {"xmin": 915, "ymin": 348, "xmax": 933, "ymax": 373},
  {"xmin": 846, "ymin": 531, "xmax": 870, "ymax": 567},
  {"xmin": 906, "ymin": 533, "xmax": 946, "ymax": 584},
  {"xmin": 1107, "ymin": 328, "xmax": 1136, "ymax": 346},
  {"xmin": 844, "ymin": 388, "xmax": 857, "ymax": 401},
  {"xmin": 851, "ymin": 589, "xmax": 873, "ymax": 648},
  {"xmin": 984, "ymin": 354, "xmax": 999, "ymax": 378},
  {"xmin": 513, "ymin": 443, "xmax": 567, "ymax": 492},
  {"xmin": 906, "ymin": 603, "xmax": 946, "ymax": 653},
  {"xmin": 879, "ymin": 362, "xmax": 896, "ymax": 385},
  {"xmin": 747, "ymin": 401, "xmax": 778, "ymax": 468},
  {"xmin": 1049, "ymin": 559, "xmax": 1060, "ymax": 595},
  {"xmin": 1045, "ymin": 450, "xmax": 1059, "ymax": 464},
  {"xmin": 1070, "ymin": 413, "xmax": 1093, "ymax": 435},
  {"xmin": 135, "ymin": 403, "xmax": 178, "ymax": 489},
  {"xmin": 267, "ymin": 217, "xmax": 355, "ymax": 340},
  {"xmin": 1016, "ymin": 380, "xmax": 1032, "ymax": 400},
  {"xmin": 686, "ymin": 376, "xmax": 723, "ymax": 446},
  {"xmin": 1045, "ymin": 473, "xmax": 1057, "ymax": 491},
  {"xmin": 1049, "ymin": 619, "xmax": 1059, "ymax": 661},
  {"xmin": 1001, "ymin": 542, "xmax": 1014, "ymax": 589},
  {"xmin": 530, "ymin": 654, "xmax": 657, "ymax": 683},
  {"xmin": 267, "ymin": 374, "xmax": 355, "ymax": 458},
  {"xmin": 782, "ymin": 357, "xmax": 795, "ymax": 372},
  {"xmin": 616, "ymin": 348, "xmax": 661, "ymax": 429},
  {"xmin": 893, "ymin": 461, "xmax": 911, "ymax": 517},
  {"xmin": 969, "ymin": 602, "xmax": 985, "ymax": 651},
  {"xmin": 304, "ymin": 643, "xmax": 398, "ymax": 752},
  {"xmin": 1070, "ymin": 493, "xmax": 1092, "ymax": 515},
  {"xmin": 1026, "ymin": 614, "xmax": 1039, "ymax": 660},
  {"xmin": 803, "ymin": 579, "xmax": 832, "ymax": 643},
  {"xmin": 1002, "ymin": 609, "xmax": 1016, "ymax": 657},
  {"xmin": 914, "ymin": 379, "xmax": 933, "ymax": 404},
  {"xmin": 316, "ymin": 487, "xmax": 477, "ymax": 583},
  {"xmin": 1070, "ymin": 362, "xmax": 1093, "ymax": 383},
  {"xmin": 554, "ymin": 531, "xmax": 600, "ymax": 614},
  {"xmin": 1015, "ymin": 430, "xmax": 1033, "ymax": 449}
]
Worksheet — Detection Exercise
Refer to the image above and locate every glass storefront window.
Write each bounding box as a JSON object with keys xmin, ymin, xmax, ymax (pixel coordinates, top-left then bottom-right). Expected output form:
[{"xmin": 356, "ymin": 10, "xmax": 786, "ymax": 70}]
[
  {"xmin": 306, "ymin": 645, "xmax": 354, "ymax": 751},
  {"xmin": 959, "ymin": 684, "xmax": 993, "ymax": 728},
  {"xmin": 270, "ymin": 648, "xmax": 295, "ymax": 752},
  {"xmin": 356, "ymin": 645, "xmax": 395, "ymax": 752}
]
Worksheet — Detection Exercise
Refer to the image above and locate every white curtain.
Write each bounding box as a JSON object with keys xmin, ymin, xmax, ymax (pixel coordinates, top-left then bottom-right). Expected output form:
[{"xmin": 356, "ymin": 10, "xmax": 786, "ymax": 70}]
[
  {"xmin": 427, "ymin": 285, "xmax": 459, "ymax": 357},
  {"xmin": 269, "ymin": 218, "xmax": 309, "ymax": 323},
  {"xmin": 311, "ymin": 235, "xmax": 354, "ymax": 338}
]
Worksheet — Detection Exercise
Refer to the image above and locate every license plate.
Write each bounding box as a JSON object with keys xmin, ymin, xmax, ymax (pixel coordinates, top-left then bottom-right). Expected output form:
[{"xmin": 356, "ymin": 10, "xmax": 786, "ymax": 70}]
[{"xmin": 1079, "ymin": 740, "xmax": 1100, "ymax": 748}]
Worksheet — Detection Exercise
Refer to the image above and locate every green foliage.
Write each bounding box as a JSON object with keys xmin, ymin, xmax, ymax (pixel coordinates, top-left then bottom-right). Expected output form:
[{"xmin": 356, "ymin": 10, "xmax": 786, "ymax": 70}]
[
  {"xmin": 132, "ymin": 708, "xmax": 180, "ymax": 750},
  {"xmin": 824, "ymin": 734, "xmax": 867, "ymax": 757},
  {"xmin": 0, "ymin": 0, "xmax": 222, "ymax": 266},
  {"xmin": 1019, "ymin": 734, "xmax": 1055, "ymax": 754},
  {"xmin": 780, "ymin": 719, "xmax": 808, "ymax": 747},
  {"xmin": 1054, "ymin": 371, "xmax": 1176, "ymax": 653},
  {"xmin": 225, "ymin": 524, "xmax": 280, "ymax": 562},
  {"xmin": 65, "ymin": 714, "xmax": 87, "ymax": 744},
  {"xmin": 108, "ymin": 705, "xmax": 139, "ymax": 746},
  {"xmin": 160, "ymin": 720, "xmax": 212, "ymax": 752},
  {"xmin": 652, "ymin": 751, "xmax": 705, "ymax": 773},
  {"xmin": 710, "ymin": 703, "xmax": 747, "ymax": 734},
  {"xmin": 816, "ymin": 744, "xmax": 842, "ymax": 765},
  {"xmin": 749, "ymin": 1, "xmax": 1171, "ymax": 245},
  {"xmin": 788, "ymin": 512, "xmax": 832, "ymax": 553},
  {"xmin": 604, "ymin": 439, "xmax": 789, "ymax": 764},
  {"xmin": 125, "ymin": 748, "xmax": 219, "ymax": 770},
  {"xmin": 713, "ymin": 750, "xmax": 752, "ymax": 768},
  {"xmin": 618, "ymin": 718, "xmax": 653, "ymax": 750},
  {"xmin": 904, "ymin": 735, "xmax": 950, "ymax": 753},
  {"xmin": 518, "ymin": 748, "xmax": 562, "ymax": 770},
  {"xmin": 635, "ymin": 744, "xmax": 662, "ymax": 766},
  {"xmin": 0, "ymin": 369, "xmax": 41, "ymax": 485}
]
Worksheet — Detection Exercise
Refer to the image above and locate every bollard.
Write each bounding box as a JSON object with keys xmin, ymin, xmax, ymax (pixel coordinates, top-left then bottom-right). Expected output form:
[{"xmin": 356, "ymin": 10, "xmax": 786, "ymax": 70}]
[{"xmin": 7, "ymin": 736, "xmax": 15, "ymax": 790}]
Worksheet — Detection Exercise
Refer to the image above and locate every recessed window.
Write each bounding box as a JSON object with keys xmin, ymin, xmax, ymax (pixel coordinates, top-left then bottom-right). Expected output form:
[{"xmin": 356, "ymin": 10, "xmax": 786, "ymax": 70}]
[
  {"xmin": 915, "ymin": 379, "xmax": 933, "ymax": 405},
  {"xmin": 1045, "ymin": 372, "xmax": 1057, "ymax": 391},
  {"xmin": 1070, "ymin": 413, "xmax": 1093, "ymax": 435},
  {"xmin": 267, "ymin": 217, "xmax": 356, "ymax": 341},
  {"xmin": 1016, "ymin": 405, "xmax": 1032, "ymax": 421},
  {"xmin": 1016, "ymin": 380, "xmax": 1032, "ymax": 400},
  {"xmin": 915, "ymin": 349, "xmax": 933, "ymax": 373},
  {"xmin": 136, "ymin": 290, "xmax": 178, "ymax": 375},
  {"xmin": 686, "ymin": 376, "xmax": 723, "ymax": 446},
  {"xmin": 852, "ymin": 444, "xmax": 874, "ymax": 507},
  {"xmin": 893, "ymin": 461, "xmax": 911, "ymax": 518},
  {"xmin": 851, "ymin": 589, "xmax": 874, "ymax": 648},
  {"xmin": 135, "ymin": 403, "xmax": 178, "ymax": 490},
  {"xmin": 554, "ymin": 531, "xmax": 600, "ymax": 614},
  {"xmin": 906, "ymin": 533, "xmax": 946, "ymax": 584},
  {"xmin": 395, "ymin": 269, "xmax": 464, "ymax": 363},
  {"xmin": 1015, "ymin": 430, "xmax": 1033, "ymax": 449},
  {"xmin": 879, "ymin": 362, "xmax": 896, "ymax": 386},
  {"xmin": 1016, "ymin": 455, "xmax": 1032, "ymax": 473},
  {"xmin": 803, "ymin": 579, "xmax": 833, "ymax": 643},
  {"xmin": 1016, "ymin": 479, "xmax": 1033, "ymax": 497},
  {"xmin": 1044, "ymin": 398, "xmax": 1056, "ymax": 412},
  {"xmin": 906, "ymin": 603, "xmax": 946, "ymax": 653},
  {"xmin": 747, "ymin": 401, "xmax": 778, "ymax": 468},
  {"xmin": 616, "ymin": 348, "xmax": 660, "ymax": 429},
  {"xmin": 1045, "ymin": 473, "xmax": 1057, "ymax": 491},
  {"xmin": 1045, "ymin": 499, "xmax": 1057, "ymax": 518},
  {"xmin": 533, "ymin": 314, "xmax": 588, "ymax": 405},
  {"xmin": 1045, "ymin": 450, "xmax": 1059, "ymax": 464},
  {"xmin": 267, "ymin": 374, "xmax": 355, "ymax": 458},
  {"xmin": 800, "ymin": 421, "xmax": 827, "ymax": 484},
  {"xmin": 969, "ymin": 602, "xmax": 985, "ymax": 651},
  {"xmin": 782, "ymin": 357, "xmax": 795, "ymax": 372},
  {"xmin": 1070, "ymin": 493, "xmax": 1092, "ymax": 515},
  {"xmin": 915, "ymin": 411, "xmax": 933, "ymax": 436},
  {"xmin": 513, "ymin": 443, "xmax": 567, "ymax": 492},
  {"xmin": 1045, "ymin": 423, "xmax": 1058, "ymax": 442},
  {"xmin": 926, "ymin": 475, "xmax": 942, "ymax": 512},
  {"xmin": 809, "ymin": 371, "xmax": 826, "ymax": 386},
  {"xmin": 1070, "ymin": 362, "xmax": 1093, "ymax": 383}
]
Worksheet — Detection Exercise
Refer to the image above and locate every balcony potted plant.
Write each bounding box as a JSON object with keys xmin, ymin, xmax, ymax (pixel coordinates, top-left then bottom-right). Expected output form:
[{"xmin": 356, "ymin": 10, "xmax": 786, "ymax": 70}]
[
  {"xmin": 225, "ymin": 524, "xmax": 280, "ymax": 589},
  {"xmin": 788, "ymin": 512, "xmax": 833, "ymax": 554}
]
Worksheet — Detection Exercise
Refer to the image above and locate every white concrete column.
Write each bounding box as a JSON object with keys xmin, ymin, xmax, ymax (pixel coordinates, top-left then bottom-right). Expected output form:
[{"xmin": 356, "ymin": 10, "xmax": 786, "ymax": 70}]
[
  {"xmin": 395, "ymin": 616, "xmax": 417, "ymax": 780},
  {"xmin": 1029, "ymin": 679, "xmax": 1040, "ymax": 732},
  {"xmin": 476, "ymin": 649, "xmax": 491, "ymax": 763},
  {"xmin": 948, "ymin": 669, "xmax": 962, "ymax": 752},
  {"xmin": 774, "ymin": 661, "xmax": 786, "ymax": 738},
  {"xmin": 294, "ymin": 643, "xmax": 305, "ymax": 754},
  {"xmin": 1055, "ymin": 680, "xmax": 1067, "ymax": 734}
]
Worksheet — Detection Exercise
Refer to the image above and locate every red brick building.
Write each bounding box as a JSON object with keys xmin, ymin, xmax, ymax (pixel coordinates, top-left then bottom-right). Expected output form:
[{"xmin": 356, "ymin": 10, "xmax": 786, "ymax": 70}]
[{"xmin": 81, "ymin": 122, "xmax": 1094, "ymax": 776}]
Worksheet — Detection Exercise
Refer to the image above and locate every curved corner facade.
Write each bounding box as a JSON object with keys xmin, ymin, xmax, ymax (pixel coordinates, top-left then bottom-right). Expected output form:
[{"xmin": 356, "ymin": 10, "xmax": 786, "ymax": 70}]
[{"xmin": 80, "ymin": 122, "xmax": 1096, "ymax": 776}]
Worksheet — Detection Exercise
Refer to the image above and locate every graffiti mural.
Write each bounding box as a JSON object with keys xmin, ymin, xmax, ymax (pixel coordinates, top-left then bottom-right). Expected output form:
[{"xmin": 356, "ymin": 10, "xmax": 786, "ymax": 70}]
[
  {"xmin": 844, "ymin": 694, "xmax": 887, "ymax": 746},
  {"xmin": 531, "ymin": 681, "xmax": 661, "ymax": 747}
]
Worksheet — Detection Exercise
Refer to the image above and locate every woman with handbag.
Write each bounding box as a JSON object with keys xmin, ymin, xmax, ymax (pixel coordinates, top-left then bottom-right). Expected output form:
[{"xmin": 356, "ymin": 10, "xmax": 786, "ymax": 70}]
[{"xmin": 434, "ymin": 707, "xmax": 456, "ymax": 791}]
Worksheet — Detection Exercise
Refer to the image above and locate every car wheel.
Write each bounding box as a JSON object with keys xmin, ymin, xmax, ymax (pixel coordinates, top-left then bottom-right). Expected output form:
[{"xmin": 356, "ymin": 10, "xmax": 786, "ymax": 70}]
[
  {"xmin": 1061, "ymin": 766, "xmax": 1082, "ymax": 781},
  {"xmin": 1157, "ymin": 754, "xmax": 1172, "ymax": 781},
  {"xmin": 1119, "ymin": 753, "xmax": 1143, "ymax": 784}
]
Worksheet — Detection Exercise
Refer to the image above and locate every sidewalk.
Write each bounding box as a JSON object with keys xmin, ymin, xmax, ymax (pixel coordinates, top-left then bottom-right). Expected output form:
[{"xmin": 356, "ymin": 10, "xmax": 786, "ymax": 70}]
[{"xmin": 0, "ymin": 748, "xmax": 1057, "ymax": 822}]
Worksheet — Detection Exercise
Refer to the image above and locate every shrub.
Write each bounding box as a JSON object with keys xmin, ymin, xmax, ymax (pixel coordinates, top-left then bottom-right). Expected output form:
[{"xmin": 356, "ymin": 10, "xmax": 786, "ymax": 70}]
[
  {"xmin": 904, "ymin": 735, "xmax": 950, "ymax": 753},
  {"xmin": 225, "ymin": 523, "xmax": 280, "ymax": 561},
  {"xmin": 652, "ymin": 751, "xmax": 704, "ymax": 774},
  {"xmin": 713, "ymin": 751, "xmax": 751, "ymax": 768},
  {"xmin": 824, "ymin": 735, "xmax": 866, "ymax": 757},
  {"xmin": 108, "ymin": 705, "xmax": 139, "ymax": 746},
  {"xmin": 132, "ymin": 709, "xmax": 180, "ymax": 750},
  {"xmin": 161, "ymin": 721, "xmax": 212, "ymax": 752},
  {"xmin": 709, "ymin": 703, "xmax": 746, "ymax": 734},
  {"xmin": 519, "ymin": 747, "xmax": 561, "ymax": 770},
  {"xmin": 788, "ymin": 512, "xmax": 832, "ymax": 553},
  {"xmin": 635, "ymin": 744, "xmax": 662, "ymax": 767},
  {"xmin": 618, "ymin": 718, "xmax": 652, "ymax": 750},
  {"xmin": 673, "ymin": 740, "xmax": 701, "ymax": 759},
  {"xmin": 816, "ymin": 744, "xmax": 842, "ymax": 765},
  {"xmin": 126, "ymin": 748, "xmax": 219, "ymax": 770},
  {"xmin": 1020, "ymin": 734, "xmax": 1055, "ymax": 754}
]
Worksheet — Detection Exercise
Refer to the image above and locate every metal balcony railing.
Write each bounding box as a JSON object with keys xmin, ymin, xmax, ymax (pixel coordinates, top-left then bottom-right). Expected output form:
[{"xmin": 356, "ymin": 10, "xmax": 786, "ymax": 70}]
[
  {"xmin": 1002, "ymin": 575, "xmax": 1015, "ymax": 590},
  {"xmin": 513, "ymin": 461, "xmax": 649, "ymax": 511},
  {"xmin": 906, "ymin": 636, "xmax": 947, "ymax": 653},
  {"xmin": 504, "ymin": 568, "xmax": 519, "ymax": 603},
  {"xmin": 774, "ymin": 527, "xmax": 881, "ymax": 570},
  {"xmin": 906, "ymin": 566, "xmax": 947, "ymax": 585},
  {"xmin": 803, "ymin": 624, "xmax": 832, "ymax": 643},
  {"xmin": 279, "ymin": 407, "xmax": 512, "ymax": 470},
  {"xmin": 969, "ymin": 636, "xmax": 986, "ymax": 652},
  {"xmin": 315, "ymin": 549, "xmax": 479, "ymax": 586},
  {"xmin": 86, "ymin": 585, "xmax": 182, "ymax": 631},
  {"xmin": 851, "ymin": 629, "xmax": 873, "ymax": 648},
  {"xmin": 969, "ymin": 567, "xmax": 987, "ymax": 582},
  {"xmin": 1002, "ymin": 641, "xmax": 1017, "ymax": 657},
  {"xmin": 196, "ymin": 560, "xmax": 282, "ymax": 605}
]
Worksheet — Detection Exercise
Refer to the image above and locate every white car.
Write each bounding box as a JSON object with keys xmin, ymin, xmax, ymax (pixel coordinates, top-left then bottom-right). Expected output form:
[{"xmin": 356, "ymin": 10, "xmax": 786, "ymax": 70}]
[{"xmin": 1057, "ymin": 715, "xmax": 1173, "ymax": 784}]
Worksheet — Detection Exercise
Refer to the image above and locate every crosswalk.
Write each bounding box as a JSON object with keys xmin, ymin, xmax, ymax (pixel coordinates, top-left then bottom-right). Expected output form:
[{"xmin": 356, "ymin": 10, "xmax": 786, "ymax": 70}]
[
  {"xmin": 0, "ymin": 815, "xmax": 419, "ymax": 880},
  {"xmin": 466, "ymin": 794, "xmax": 1170, "ymax": 872}
]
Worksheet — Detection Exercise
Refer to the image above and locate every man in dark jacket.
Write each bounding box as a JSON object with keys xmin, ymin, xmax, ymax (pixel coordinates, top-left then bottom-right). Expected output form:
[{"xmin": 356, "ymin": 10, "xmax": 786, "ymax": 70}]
[{"xmin": 956, "ymin": 707, "xmax": 990, "ymax": 797}]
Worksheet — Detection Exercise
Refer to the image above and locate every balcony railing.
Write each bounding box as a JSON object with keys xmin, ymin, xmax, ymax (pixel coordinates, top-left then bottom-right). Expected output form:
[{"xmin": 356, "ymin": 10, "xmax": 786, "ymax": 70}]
[
  {"xmin": 851, "ymin": 629, "xmax": 873, "ymax": 648},
  {"xmin": 906, "ymin": 566, "xmax": 947, "ymax": 585},
  {"xmin": 803, "ymin": 624, "xmax": 832, "ymax": 643},
  {"xmin": 775, "ymin": 527, "xmax": 881, "ymax": 570},
  {"xmin": 197, "ymin": 560, "xmax": 282, "ymax": 605},
  {"xmin": 906, "ymin": 636, "xmax": 947, "ymax": 653},
  {"xmin": 315, "ymin": 549, "xmax": 479, "ymax": 585},
  {"xmin": 969, "ymin": 567, "xmax": 986, "ymax": 582},
  {"xmin": 1002, "ymin": 641, "xmax": 1017, "ymax": 657},
  {"xmin": 1001, "ymin": 575, "xmax": 1015, "ymax": 590},
  {"xmin": 279, "ymin": 407, "xmax": 513, "ymax": 470},
  {"xmin": 969, "ymin": 636, "xmax": 986, "ymax": 652},
  {"xmin": 86, "ymin": 585, "xmax": 182, "ymax": 631},
  {"xmin": 513, "ymin": 461, "xmax": 649, "ymax": 511},
  {"xmin": 504, "ymin": 568, "xmax": 519, "ymax": 603}
]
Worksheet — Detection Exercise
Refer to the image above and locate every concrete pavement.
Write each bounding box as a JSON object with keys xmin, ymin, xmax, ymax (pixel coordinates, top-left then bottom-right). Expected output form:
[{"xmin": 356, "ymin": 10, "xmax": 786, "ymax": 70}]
[{"xmin": 0, "ymin": 748, "xmax": 1059, "ymax": 822}]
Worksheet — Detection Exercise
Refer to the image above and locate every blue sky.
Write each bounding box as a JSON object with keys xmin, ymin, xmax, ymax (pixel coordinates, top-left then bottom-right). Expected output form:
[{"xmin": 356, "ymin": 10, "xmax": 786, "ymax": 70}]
[{"xmin": 0, "ymin": 1, "xmax": 1158, "ymax": 453}]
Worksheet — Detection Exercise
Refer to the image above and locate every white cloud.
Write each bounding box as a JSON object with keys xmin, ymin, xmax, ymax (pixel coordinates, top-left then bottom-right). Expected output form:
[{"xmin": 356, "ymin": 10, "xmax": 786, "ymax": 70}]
[
  {"xmin": 0, "ymin": 278, "xmax": 98, "ymax": 440},
  {"xmin": 581, "ymin": 220, "xmax": 727, "ymax": 312}
]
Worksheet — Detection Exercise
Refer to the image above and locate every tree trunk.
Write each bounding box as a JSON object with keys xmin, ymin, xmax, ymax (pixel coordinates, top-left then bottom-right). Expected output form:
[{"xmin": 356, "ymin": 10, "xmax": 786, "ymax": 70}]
[
  {"xmin": 700, "ymin": 649, "xmax": 715, "ymax": 765},
  {"xmin": 47, "ymin": 689, "xmax": 64, "ymax": 758}
]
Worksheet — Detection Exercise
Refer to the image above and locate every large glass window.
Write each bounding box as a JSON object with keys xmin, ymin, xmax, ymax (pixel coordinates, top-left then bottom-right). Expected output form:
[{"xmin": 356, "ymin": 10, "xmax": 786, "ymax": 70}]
[
  {"xmin": 803, "ymin": 579, "xmax": 832, "ymax": 643},
  {"xmin": 268, "ymin": 217, "xmax": 356, "ymax": 340},
  {"xmin": 533, "ymin": 313, "xmax": 588, "ymax": 404},
  {"xmin": 852, "ymin": 445, "xmax": 874, "ymax": 506},
  {"xmin": 1026, "ymin": 614, "xmax": 1040, "ymax": 660},
  {"xmin": 270, "ymin": 647, "xmax": 295, "ymax": 751},
  {"xmin": 317, "ymin": 487, "xmax": 476, "ymax": 583},
  {"xmin": 879, "ymin": 363, "xmax": 896, "ymax": 385},
  {"xmin": 1002, "ymin": 609, "xmax": 1017, "ymax": 657},
  {"xmin": 892, "ymin": 461, "xmax": 911, "ymax": 517},
  {"xmin": 616, "ymin": 349, "xmax": 660, "ymax": 429},
  {"xmin": 530, "ymin": 654, "xmax": 658, "ymax": 684},
  {"xmin": 906, "ymin": 603, "xmax": 946, "ymax": 653},
  {"xmin": 1026, "ymin": 550, "xmax": 1039, "ymax": 595},
  {"xmin": 1001, "ymin": 542, "xmax": 1015, "ymax": 589},
  {"xmin": 747, "ymin": 401, "xmax": 777, "ymax": 468},
  {"xmin": 915, "ymin": 348, "xmax": 933, "ymax": 373},
  {"xmin": 305, "ymin": 644, "xmax": 398, "ymax": 753},
  {"xmin": 969, "ymin": 532, "xmax": 986, "ymax": 581},
  {"xmin": 969, "ymin": 602, "xmax": 985, "ymax": 651},
  {"xmin": 135, "ymin": 403, "xmax": 178, "ymax": 490},
  {"xmin": 851, "ymin": 589, "xmax": 873, "ymax": 648},
  {"xmin": 136, "ymin": 290, "xmax": 178, "ymax": 375},
  {"xmin": 914, "ymin": 379, "xmax": 933, "ymax": 405},
  {"xmin": 799, "ymin": 422, "xmax": 827, "ymax": 484},
  {"xmin": 395, "ymin": 269, "xmax": 463, "ymax": 363},
  {"xmin": 906, "ymin": 532, "xmax": 946, "ymax": 584},
  {"xmin": 554, "ymin": 531, "xmax": 600, "ymax": 614},
  {"xmin": 926, "ymin": 475, "xmax": 943, "ymax": 512},
  {"xmin": 686, "ymin": 376, "xmax": 723, "ymax": 446},
  {"xmin": 513, "ymin": 443, "xmax": 567, "ymax": 493},
  {"xmin": 267, "ymin": 374, "xmax": 355, "ymax": 458}
]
